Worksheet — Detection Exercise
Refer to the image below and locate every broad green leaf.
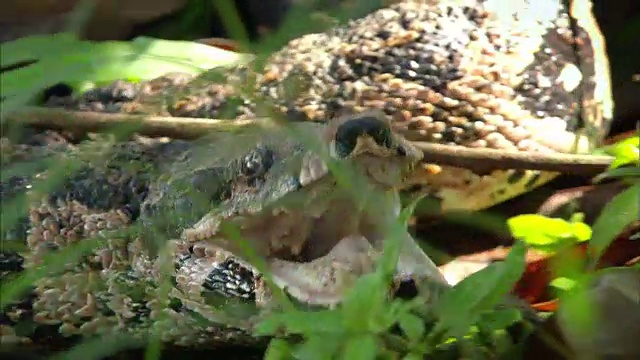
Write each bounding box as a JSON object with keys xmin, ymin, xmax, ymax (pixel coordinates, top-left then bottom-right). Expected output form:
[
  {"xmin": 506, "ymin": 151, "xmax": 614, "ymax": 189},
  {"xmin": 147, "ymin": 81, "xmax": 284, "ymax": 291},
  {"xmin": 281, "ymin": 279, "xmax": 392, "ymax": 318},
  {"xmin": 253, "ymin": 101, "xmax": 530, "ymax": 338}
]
[
  {"xmin": 2, "ymin": 40, "xmax": 250, "ymax": 94},
  {"xmin": 397, "ymin": 312, "xmax": 425, "ymax": 342},
  {"xmin": 570, "ymin": 222, "xmax": 593, "ymax": 242},
  {"xmin": 588, "ymin": 184, "xmax": 640, "ymax": 269},
  {"xmin": 1, "ymin": 36, "xmax": 252, "ymax": 116},
  {"xmin": 254, "ymin": 309, "xmax": 343, "ymax": 336},
  {"xmin": 341, "ymin": 273, "xmax": 389, "ymax": 332},
  {"xmin": 403, "ymin": 353, "xmax": 424, "ymax": 360},
  {"xmin": 594, "ymin": 136, "xmax": 639, "ymax": 155},
  {"xmin": 265, "ymin": 339, "xmax": 294, "ymax": 360},
  {"xmin": 341, "ymin": 335, "xmax": 378, "ymax": 360},
  {"xmin": 507, "ymin": 214, "xmax": 592, "ymax": 248},
  {"xmin": 550, "ymin": 245, "xmax": 588, "ymax": 297},
  {"xmin": 130, "ymin": 36, "xmax": 251, "ymax": 70},
  {"xmin": 595, "ymin": 136, "xmax": 640, "ymax": 170},
  {"xmin": 593, "ymin": 166, "xmax": 640, "ymax": 183},
  {"xmin": 556, "ymin": 278, "xmax": 596, "ymax": 345},
  {"xmin": 478, "ymin": 309, "xmax": 523, "ymax": 332},
  {"xmin": 0, "ymin": 33, "xmax": 81, "ymax": 67},
  {"xmin": 293, "ymin": 335, "xmax": 342, "ymax": 360},
  {"xmin": 550, "ymin": 276, "xmax": 578, "ymax": 291},
  {"xmin": 434, "ymin": 241, "xmax": 527, "ymax": 338}
]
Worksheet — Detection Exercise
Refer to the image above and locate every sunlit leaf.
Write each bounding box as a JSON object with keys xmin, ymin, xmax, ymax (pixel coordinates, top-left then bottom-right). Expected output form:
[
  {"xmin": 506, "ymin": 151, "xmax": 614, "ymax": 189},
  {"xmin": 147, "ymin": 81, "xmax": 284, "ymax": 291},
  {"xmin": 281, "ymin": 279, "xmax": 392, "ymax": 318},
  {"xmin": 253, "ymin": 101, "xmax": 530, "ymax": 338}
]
[
  {"xmin": 550, "ymin": 276, "xmax": 578, "ymax": 291},
  {"xmin": 595, "ymin": 136, "xmax": 640, "ymax": 170},
  {"xmin": 570, "ymin": 222, "xmax": 593, "ymax": 242},
  {"xmin": 507, "ymin": 214, "xmax": 592, "ymax": 249}
]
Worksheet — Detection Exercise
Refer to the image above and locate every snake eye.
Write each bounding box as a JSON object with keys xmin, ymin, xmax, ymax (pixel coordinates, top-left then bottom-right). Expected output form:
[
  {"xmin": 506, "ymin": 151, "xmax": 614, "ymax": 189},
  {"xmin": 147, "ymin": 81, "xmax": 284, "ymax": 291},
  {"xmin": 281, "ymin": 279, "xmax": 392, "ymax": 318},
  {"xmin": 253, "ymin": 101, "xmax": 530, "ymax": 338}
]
[{"xmin": 333, "ymin": 114, "xmax": 393, "ymax": 158}]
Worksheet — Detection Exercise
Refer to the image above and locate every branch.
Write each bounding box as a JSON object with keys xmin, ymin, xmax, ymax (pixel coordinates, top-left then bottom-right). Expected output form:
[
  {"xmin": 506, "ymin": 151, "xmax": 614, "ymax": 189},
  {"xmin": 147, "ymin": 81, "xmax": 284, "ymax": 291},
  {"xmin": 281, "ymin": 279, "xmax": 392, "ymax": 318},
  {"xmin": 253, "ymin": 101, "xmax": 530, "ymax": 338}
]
[
  {"xmin": 409, "ymin": 141, "xmax": 613, "ymax": 176},
  {"xmin": 3, "ymin": 106, "xmax": 273, "ymax": 139},
  {"xmin": 4, "ymin": 106, "xmax": 613, "ymax": 175}
]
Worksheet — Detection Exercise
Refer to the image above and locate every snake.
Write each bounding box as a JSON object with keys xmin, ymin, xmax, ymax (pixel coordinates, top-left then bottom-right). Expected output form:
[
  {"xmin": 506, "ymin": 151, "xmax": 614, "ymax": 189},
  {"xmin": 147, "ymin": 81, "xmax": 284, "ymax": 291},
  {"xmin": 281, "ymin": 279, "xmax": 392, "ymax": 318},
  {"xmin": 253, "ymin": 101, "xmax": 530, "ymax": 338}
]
[{"xmin": 1, "ymin": 0, "xmax": 612, "ymax": 354}]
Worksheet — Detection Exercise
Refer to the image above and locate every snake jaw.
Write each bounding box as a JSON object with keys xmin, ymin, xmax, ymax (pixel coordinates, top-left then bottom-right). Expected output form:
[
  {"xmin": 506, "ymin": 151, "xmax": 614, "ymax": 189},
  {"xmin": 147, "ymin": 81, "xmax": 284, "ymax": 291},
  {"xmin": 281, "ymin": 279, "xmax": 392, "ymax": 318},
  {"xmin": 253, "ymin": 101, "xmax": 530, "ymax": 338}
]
[
  {"xmin": 177, "ymin": 185, "xmax": 446, "ymax": 309},
  {"xmin": 268, "ymin": 234, "xmax": 379, "ymax": 307}
]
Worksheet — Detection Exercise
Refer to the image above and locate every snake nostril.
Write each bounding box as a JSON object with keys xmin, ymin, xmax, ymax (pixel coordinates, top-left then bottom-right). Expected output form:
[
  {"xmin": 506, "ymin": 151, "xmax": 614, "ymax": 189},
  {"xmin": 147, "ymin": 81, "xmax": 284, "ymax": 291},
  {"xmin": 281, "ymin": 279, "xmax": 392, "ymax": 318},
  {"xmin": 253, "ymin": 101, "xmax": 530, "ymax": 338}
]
[
  {"xmin": 334, "ymin": 114, "xmax": 393, "ymax": 158},
  {"xmin": 393, "ymin": 278, "xmax": 419, "ymax": 300}
]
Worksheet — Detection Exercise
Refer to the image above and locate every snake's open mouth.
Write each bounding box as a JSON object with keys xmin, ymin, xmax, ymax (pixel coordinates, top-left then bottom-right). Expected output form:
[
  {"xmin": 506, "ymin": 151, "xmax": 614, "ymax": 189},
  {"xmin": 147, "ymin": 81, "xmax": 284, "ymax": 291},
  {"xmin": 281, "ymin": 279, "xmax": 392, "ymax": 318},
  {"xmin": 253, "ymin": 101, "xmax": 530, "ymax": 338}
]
[
  {"xmin": 174, "ymin": 190, "xmax": 446, "ymax": 308},
  {"xmin": 166, "ymin": 112, "xmax": 443, "ymax": 308}
]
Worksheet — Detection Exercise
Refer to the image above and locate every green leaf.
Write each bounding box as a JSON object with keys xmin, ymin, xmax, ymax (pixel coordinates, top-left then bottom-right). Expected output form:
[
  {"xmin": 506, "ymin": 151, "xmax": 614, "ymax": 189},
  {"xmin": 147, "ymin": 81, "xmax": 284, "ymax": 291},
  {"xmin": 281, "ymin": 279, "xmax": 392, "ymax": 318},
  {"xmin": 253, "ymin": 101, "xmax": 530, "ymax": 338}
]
[
  {"xmin": 550, "ymin": 276, "xmax": 578, "ymax": 291},
  {"xmin": 596, "ymin": 136, "xmax": 640, "ymax": 169},
  {"xmin": 478, "ymin": 309, "xmax": 523, "ymax": 332},
  {"xmin": 434, "ymin": 241, "xmax": 527, "ymax": 338},
  {"xmin": 593, "ymin": 166, "xmax": 640, "ymax": 183},
  {"xmin": 341, "ymin": 335, "xmax": 378, "ymax": 360},
  {"xmin": 398, "ymin": 312, "xmax": 425, "ymax": 342},
  {"xmin": 403, "ymin": 353, "xmax": 424, "ymax": 360},
  {"xmin": 254, "ymin": 309, "xmax": 343, "ymax": 336},
  {"xmin": 550, "ymin": 245, "xmax": 587, "ymax": 287},
  {"xmin": 399, "ymin": 193, "xmax": 426, "ymax": 227},
  {"xmin": 2, "ymin": 39, "xmax": 249, "ymax": 94},
  {"xmin": 556, "ymin": 276, "xmax": 596, "ymax": 341},
  {"xmin": 0, "ymin": 32, "xmax": 81, "ymax": 67},
  {"xmin": 0, "ymin": 36, "xmax": 252, "ymax": 116},
  {"xmin": 341, "ymin": 273, "xmax": 389, "ymax": 332},
  {"xmin": 265, "ymin": 339, "xmax": 293, "ymax": 360},
  {"xmin": 507, "ymin": 214, "xmax": 592, "ymax": 249},
  {"xmin": 293, "ymin": 335, "xmax": 342, "ymax": 360},
  {"xmin": 588, "ymin": 184, "xmax": 640, "ymax": 269},
  {"xmin": 570, "ymin": 222, "xmax": 593, "ymax": 243}
]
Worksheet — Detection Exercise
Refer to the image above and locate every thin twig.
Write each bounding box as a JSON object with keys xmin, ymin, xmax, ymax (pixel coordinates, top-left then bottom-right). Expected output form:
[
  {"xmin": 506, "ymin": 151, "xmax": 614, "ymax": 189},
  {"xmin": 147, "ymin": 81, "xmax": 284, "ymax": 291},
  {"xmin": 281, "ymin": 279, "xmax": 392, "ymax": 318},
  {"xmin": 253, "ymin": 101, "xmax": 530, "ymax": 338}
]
[
  {"xmin": 409, "ymin": 141, "xmax": 612, "ymax": 176},
  {"xmin": 4, "ymin": 106, "xmax": 613, "ymax": 175},
  {"xmin": 4, "ymin": 106, "xmax": 274, "ymax": 139}
]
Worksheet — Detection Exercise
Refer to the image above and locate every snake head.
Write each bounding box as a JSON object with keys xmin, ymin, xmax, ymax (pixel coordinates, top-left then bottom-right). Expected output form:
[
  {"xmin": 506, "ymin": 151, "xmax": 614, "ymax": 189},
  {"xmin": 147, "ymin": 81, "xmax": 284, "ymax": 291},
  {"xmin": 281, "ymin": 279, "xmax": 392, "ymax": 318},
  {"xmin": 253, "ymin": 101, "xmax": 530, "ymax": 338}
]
[{"xmin": 326, "ymin": 110, "xmax": 423, "ymax": 188}]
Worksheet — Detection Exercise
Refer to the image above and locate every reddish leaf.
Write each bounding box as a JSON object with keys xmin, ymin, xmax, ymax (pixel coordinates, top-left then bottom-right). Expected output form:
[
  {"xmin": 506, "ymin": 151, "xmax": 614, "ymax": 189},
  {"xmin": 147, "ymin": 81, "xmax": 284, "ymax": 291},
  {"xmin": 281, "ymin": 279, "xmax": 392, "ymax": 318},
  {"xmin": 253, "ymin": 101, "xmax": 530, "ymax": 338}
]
[{"xmin": 196, "ymin": 37, "xmax": 240, "ymax": 52}]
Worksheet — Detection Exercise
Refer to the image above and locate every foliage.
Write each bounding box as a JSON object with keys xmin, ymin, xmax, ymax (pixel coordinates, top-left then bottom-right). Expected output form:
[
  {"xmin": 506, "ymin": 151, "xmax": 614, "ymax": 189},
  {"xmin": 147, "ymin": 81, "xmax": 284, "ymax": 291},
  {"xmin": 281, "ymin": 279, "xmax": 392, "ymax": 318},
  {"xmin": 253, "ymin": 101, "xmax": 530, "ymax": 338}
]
[
  {"xmin": 593, "ymin": 135, "xmax": 640, "ymax": 183},
  {"xmin": 594, "ymin": 136, "xmax": 639, "ymax": 170},
  {"xmin": 508, "ymin": 213, "xmax": 591, "ymax": 253},
  {"xmin": 0, "ymin": 34, "xmax": 250, "ymax": 118}
]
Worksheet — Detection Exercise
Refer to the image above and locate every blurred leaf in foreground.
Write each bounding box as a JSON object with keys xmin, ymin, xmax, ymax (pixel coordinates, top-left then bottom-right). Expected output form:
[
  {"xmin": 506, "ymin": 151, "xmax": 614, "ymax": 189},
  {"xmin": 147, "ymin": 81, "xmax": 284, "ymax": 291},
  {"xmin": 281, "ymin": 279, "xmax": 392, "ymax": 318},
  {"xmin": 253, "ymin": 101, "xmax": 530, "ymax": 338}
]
[
  {"xmin": 433, "ymin": 240, "xmax": 526, "ymax": 339},
  {"xmin": 1, "ymin": 34, "xmax": 252, "ymax": 117},
  {"xmin": 588, "ymin": 184, "xmax": 640, "ymax": 269}
]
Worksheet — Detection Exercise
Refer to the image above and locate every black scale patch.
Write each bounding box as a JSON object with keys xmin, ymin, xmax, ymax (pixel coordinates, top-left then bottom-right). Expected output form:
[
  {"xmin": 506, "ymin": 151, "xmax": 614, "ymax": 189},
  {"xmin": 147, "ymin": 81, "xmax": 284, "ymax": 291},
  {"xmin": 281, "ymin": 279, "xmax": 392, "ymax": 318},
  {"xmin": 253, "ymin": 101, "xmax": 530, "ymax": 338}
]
[{"xmin": 202, "ymin": 258, "xmax": 256, "ymax": 301}]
